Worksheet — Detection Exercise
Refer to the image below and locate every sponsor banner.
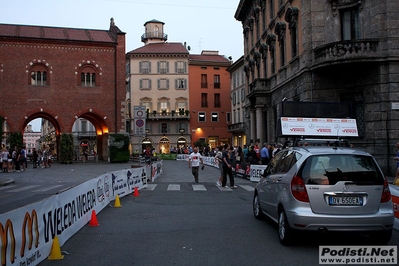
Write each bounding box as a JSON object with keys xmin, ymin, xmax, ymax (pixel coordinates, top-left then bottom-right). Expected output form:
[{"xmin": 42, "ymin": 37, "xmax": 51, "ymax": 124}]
[
  {"xmin": 233, "ymin": 162, "xmax": 251, "ymax": 180},
  {"xmin": 280, "ymin": 117, "xmax": 358, "ymax": 137},
  {"xmin": 150, "ymin": 160, "xmax": 163, "ymax": 182},
  {"xmin": 176, "ymin": 154, "xmax": 190, "ymax": 161},
  {"xmin": 319, "ymin": 246, "xmax": 397, "ymax": 264},
  {"xmin": 249, "ymin": 164, "xmax": 267, "ymax": 182},
  {"xmin": 0, "ymin": 167, "xmax": 147, "ymax": 266}
]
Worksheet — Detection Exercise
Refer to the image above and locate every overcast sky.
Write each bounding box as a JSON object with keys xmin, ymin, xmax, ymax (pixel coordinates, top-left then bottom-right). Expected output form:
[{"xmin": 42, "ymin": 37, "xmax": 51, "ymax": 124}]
[
  {"xmin": 1, "ymin": 0, "xmax": 244, "ymax": 60},
  {"xmin": 2, "ymin": 0, "xmax": 244, "ymax": 131}
]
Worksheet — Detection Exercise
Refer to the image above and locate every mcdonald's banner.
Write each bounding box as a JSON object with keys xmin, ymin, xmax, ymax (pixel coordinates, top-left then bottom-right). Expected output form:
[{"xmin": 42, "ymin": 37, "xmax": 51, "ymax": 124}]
[{"xmin": 0, "ymin": 166, "xmax": 147, "ymax": 266}]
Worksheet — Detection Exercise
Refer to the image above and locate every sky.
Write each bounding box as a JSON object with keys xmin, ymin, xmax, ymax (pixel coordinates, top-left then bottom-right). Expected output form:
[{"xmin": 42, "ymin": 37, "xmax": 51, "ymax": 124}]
[
  {"xmin": 1, "ymin": 0, "xmax": 244, "ymax": 60},
  {"xmin": 2, "ymin": 0, "xmax": 244, "ymax": 132}
]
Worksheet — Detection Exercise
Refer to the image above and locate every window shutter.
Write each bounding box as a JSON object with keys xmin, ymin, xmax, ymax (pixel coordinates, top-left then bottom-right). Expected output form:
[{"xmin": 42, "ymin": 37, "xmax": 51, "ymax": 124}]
[
  {"xmin": 157, "ymin": 62, "xmax": 160, "ymax": 73},
  {"xmin": 149, "ymin": 79, "xmax": 152, "ymax": 89},
  {"xmin": 139, "ymin": 62, "xmax": 142, "ymax": 73},
  {"xmin": 167, "ymin": 79, "xmax": 169, "ymax": 89},
  {"xmin": 184, "ymin": 79, "xmax": 187, "ymax": 88},
  {"xmin": 140, "ymin": 79, "xmax": 142, "ymax": 89},
  {"xmin": 157, "ymin": 79, "xmax": 160, "ymax": 89},
  {"xmin": 175, "ymin": 62, "xmax": 177, "ymax": 73},
  {"xmin": 184, "ymin": 62, "xmax": 187, "ymax": 73},
  {"xmin": 175, "ymin": 79, "xmax": 178, "ymax": 88},
  {"xmin": 148, "ymin": 62, "xmax": 151, "ymax": 74},
  {"xmin": 166, "ymin": 62, "xmax": 169, "ymax": 73}
]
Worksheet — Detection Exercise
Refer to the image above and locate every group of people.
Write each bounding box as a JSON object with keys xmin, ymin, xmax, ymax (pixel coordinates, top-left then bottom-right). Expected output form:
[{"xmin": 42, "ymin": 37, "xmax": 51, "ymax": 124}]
[
  {"xmin": 0, "ymin": 145, "xmax": 53, "ymax": 173},
  {"xmin": 187, "ymin": 142, "xmax": 283, "ymax": 188}
]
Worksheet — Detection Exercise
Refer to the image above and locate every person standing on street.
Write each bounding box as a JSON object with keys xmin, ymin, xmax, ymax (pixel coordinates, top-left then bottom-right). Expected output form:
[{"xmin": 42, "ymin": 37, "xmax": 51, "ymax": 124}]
[
  {"xmin": 188, "ymin": 147, "xmax": 204, "ymax": 183},
  {"xmin": 393, "ymin": 142, "xmax": 399, "ymax": 185},
  {"xmin": 260, "ymin": 143, "xmax": 270, "ymax": 165},
  {"xmin": 222, "ymin": 144, "xmax": 236, "ymax": 189}
]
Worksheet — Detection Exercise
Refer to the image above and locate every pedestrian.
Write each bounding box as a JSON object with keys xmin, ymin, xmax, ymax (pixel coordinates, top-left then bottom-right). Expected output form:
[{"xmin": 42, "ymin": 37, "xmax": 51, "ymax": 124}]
[
  {"xmin": 260, "ymin": 143, "xmax": 270, "ymax": 165},
  {"xmin": 188, "ymin": 147, "xmax": 204, "ymax": 183},
  {"xmin": 1, "ymin": 147, "xmax": 8, "ymax": 172},
  {"xmin": 248, "ymin": 146, "xmax": 258, "ymax": 165},
  {"xmin": 32, "ymin": 148, "xmax": 38, "ymax": 168},
  {"xmin": 242, "ymin": 144, "xmax": 249, "ymax": 163},
  {"xmin": 221, "ymin": 144, "xmax": 236, "ymax": 188},
  {"xmin": 215, "ymin": 146, "xmax": 224, "ymax": 186},
  {"xmin": 393, "ymin": 142, "xmax": 399, "ymax": 185}
]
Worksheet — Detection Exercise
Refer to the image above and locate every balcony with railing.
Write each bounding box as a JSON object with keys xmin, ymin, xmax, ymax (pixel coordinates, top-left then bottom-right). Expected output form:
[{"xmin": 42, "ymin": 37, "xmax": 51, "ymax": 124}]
[
  {"xmin": 148, "ymin": 110, "xmax": 190, "ymax": 120},
  {"xmin": 313, "ymin": 39, "xmax": 380, "ymax": 68},
  {"xmin": 141, "ymin": 32, "xmax": 168, "ymax": 42},
  {"xmin": 228, "ymin": 122, "xmax": 246, "ymax": 133}
]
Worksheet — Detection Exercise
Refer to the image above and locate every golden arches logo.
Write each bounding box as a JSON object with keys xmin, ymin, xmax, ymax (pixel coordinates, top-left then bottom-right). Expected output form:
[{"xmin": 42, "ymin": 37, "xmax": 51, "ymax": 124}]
[
  {"xmin": 20, "ymin": 210, "xmax": 39, "ymax": 257},
  {"xmin": 0, "ymin": 219, "xmax": 15, "ymax": 266}
]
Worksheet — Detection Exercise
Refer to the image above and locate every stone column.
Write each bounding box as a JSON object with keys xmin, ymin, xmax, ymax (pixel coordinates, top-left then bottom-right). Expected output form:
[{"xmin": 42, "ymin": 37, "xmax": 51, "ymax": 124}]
[
  {"xmin": 256, "ymin": 106, "xmax": 264, "ymax": 144},
  {"xmin": 250, "ymin": 109, "xmax": 256, "ymax": 145}
]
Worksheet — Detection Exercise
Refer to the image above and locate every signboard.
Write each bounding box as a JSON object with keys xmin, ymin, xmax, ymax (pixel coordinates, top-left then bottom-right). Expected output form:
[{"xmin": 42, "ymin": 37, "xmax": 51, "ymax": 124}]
[
  {"xmin": 134, "ymin": 106, "xmax": 146, "ymax": 136},
  {"xmin": 280, "ymin": 117, "xmax": 358, "ymax": 137}
]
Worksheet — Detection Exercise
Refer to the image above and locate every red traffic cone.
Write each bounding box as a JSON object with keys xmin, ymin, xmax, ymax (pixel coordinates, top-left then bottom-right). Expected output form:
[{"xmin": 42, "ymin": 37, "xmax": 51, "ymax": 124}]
[
  {"xmin": 133, "ymin": 186, "xmax": 140, "ymax": 197},
  {"xmin": 89, "ymin": 210, "xmax": 99, "ymax": 226}
]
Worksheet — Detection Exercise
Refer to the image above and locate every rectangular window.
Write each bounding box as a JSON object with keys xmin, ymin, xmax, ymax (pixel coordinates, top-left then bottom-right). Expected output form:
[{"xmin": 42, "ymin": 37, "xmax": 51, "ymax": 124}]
[
  {"xmin": 175, "ymin": 61, "xmax": 187, "ymax": 74},
  {"xmin": 158, "ymin": 61, "xmax": 169, "ymax": 74},
  {"xmin": 158, "ymin": 79, "xmax": 169, "ymax": 90},
  {"xmin": 341, "ymin": 8, "xmax": 360, "ymax": 40},
  {"xmin": 226, "ymin": 112, "xmax": 231, "ymax": 123},
  {"xmin": 201, "ymin": 74, "xmax": 208, "ymax": 88},
  {"xmin": 214, "ymin": 93, "xmax": 221, "ymax": 108},
  {"xmin": 241, "ymin": 88, "xmax": 245, "ymax": 102},
  {"xmin": 81, "ymin": 120, "xmax": 87, "ymax": 133},
  {"xmin": 140, "ymin": 61, "xmax": 151, "ymax": 74},
  {"xmin": 198, "ymin": 112, "xmax": 206, "ymax": 122},
  {"xmin": 233, "ymin": 92, "xmax": 237, "ymax": 105},
  {"xmin": 175, "ymin": 79, "xmax": 186, "ymax": 89},
  {"xmin": 214, "ymin": 75, "xmax": 220, "ymax": 88},
  {"xmin": 161, "ymin": 123, "xmax": 168, "ymax": 133},
  {"xmin": 201, "ymin": 93, "xmax": 208, "ymax": 108},
  {"xmin": 211, "ymin": 112, "xmax": 218, "ymax": 122},
  {"xmin": 140, "ymin": 79, "xmax": 152, "ymax": 90},
  {"xmin": 160, "ymin": 102, "xmax": 168, "ymax": 111}
]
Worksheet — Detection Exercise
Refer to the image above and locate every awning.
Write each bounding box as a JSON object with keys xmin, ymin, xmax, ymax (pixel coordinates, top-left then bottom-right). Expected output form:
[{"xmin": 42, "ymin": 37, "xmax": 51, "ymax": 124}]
[{"xmin": 80, "ymin": 143, "xmax": 88, "ymax": 147}]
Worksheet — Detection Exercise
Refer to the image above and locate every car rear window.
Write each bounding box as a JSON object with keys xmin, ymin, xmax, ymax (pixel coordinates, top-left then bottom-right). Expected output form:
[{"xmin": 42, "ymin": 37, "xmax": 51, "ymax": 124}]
[{"xmin": 299, "ymin": 154, "xmax": 384, "ymax": 185}]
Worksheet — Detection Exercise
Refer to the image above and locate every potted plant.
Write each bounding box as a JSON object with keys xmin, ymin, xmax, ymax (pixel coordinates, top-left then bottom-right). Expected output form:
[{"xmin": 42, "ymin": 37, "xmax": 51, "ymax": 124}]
[
  {"xmin": 162, "ymin": 109, "xmax": 167, "ymax": 116},
  {"xmin": 171, "ymin": 110, "xmax": 176, "ymax": 117},
  {"xmin": 179, "ymin": 109, "xmax": 184, "ymax": 116},
  {"xmin": 152, "ymin": 110, "xmax": 157, "ymax": 116},
  {"xmin": 185, "ymin": 110, "xmax": 190, "ymax": 116}
]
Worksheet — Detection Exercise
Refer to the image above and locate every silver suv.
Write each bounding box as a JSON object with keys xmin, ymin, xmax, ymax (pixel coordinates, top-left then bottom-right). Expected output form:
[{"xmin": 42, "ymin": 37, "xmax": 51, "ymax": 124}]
[{"xmin": 253, "ymin": 146, "xmax": 394, "ymax": 245}]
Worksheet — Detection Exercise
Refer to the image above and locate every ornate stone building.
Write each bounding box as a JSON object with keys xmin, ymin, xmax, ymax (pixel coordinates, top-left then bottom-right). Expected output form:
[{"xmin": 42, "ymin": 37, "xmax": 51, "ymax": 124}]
[{"xmin": 235, "ymin": 0, "xmax": 399, "ymax": 174}]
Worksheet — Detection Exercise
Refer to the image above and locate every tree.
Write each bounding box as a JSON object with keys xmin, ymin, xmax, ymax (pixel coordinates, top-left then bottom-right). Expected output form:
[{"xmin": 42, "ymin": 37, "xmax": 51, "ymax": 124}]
[
  {"xmin": 8, "ymin": 132, "xmax": 23, "ymax": 149},
  {"xmin": 109, "ymin": 133, "xmax": 130, "ymax": 163},
  {"xmin": 59, "ymin": 133, "xmax": 74, "ymax": 164}
]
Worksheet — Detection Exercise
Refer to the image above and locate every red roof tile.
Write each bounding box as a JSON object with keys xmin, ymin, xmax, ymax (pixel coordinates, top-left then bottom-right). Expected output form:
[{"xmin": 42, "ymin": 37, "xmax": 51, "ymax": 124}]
[
  {"xmin": 0, "ymin": 23, "xmax": 116, "ymax": 43},
  {"xmin": 189, "ymin": 54, "xmax": 231, "ymax": 63},
  {"xmin": 127, "ymin": 42, "xmax": 189, "ymax": 55}
]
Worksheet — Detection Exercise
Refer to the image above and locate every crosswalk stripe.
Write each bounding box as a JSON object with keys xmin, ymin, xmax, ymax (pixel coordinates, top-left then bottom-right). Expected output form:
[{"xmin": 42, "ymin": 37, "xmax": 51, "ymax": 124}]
[
  {"xmin": 8, "ymin": 185, "xmax": 41, "ymax": 192},
  {"xmin": 217, "ymin": 186, "xmax": 232, "ymax": 190},
  {"xmin": 167, "ymin": 184, "xmax": 180, "ymax": 191},
  {"xmin": 192, "ymin": 184, "xmax": 206, "ymax": 191},
  {"xmin": 32, "ymin": 185, "xmax": 64, "ymax": 192},
  {"xmin": 0, "ymin": 185, "xmax": 17, "ymax": 191},
  {"xmin": 145, "ymin": 184, "xmax": 157, "ymax": 190},
  {"xmin": 240, "ymin": 185, "xmax": 255, "ymax": 192}
]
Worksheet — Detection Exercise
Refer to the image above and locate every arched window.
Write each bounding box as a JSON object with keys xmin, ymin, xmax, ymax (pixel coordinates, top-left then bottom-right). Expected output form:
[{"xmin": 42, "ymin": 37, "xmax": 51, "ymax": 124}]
[
  {"xmin": 30, "ymin": 64, "xmax": 49, "ymax": 86},
  {"xmin": 79, "ymin": 65, "xmax": 97, "ymax": 87}
]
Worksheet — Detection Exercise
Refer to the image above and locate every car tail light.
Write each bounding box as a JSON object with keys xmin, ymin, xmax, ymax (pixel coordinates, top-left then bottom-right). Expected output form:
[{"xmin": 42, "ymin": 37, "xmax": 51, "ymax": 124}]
[
  {"xmin": 291, "ymin": 175, "xmax": 309, "ymax": 202},
  {"xmin": 380, "ymin": 179, "xmax": 391, "ymax": 203}
]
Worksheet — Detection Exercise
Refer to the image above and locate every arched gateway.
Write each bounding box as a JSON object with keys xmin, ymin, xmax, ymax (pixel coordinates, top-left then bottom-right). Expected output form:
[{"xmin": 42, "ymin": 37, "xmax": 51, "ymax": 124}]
[{"xmin": 0, "ymin": 18, "xmax": 127, "ymax": 161}]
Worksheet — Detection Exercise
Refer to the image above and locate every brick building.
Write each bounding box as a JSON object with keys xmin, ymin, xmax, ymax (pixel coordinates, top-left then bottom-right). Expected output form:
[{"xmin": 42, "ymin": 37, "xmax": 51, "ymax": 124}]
[{"xmin": 0, "ymin": 18, "xmax": 126, "ymax": 160}]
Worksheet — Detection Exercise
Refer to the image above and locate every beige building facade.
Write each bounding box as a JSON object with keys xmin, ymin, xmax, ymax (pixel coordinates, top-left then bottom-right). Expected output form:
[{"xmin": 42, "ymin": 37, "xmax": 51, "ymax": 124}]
[{"xmin": 126, "ymin": 20, "xmax": 191, "ymax": 154}]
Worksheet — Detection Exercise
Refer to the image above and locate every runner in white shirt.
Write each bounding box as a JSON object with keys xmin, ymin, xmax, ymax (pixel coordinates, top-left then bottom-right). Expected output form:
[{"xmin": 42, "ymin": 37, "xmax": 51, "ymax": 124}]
[{"xmin": 188, "ymin": 147, "xmax": 204, "ymax": 183}]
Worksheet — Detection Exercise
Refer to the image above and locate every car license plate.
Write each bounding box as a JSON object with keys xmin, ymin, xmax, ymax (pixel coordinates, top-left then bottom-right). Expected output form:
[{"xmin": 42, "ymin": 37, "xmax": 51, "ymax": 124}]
[{"xmin": 328, "ymin": 196, "xmax": 363, "ymax": 206}]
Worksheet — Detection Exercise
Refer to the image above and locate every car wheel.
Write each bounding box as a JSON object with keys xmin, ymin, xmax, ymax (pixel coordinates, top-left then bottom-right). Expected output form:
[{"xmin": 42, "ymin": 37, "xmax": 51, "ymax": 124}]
[
  {"xmin": 278, "ymin": 209, "xmax": 294, "ymax": 245},
  {"xmin": 253, "ymin": 192, "xmax": 265, "ymax": 220},
  {"xmin": 369, "ymin": 230, "xmax": 392, "ymax": 244}
]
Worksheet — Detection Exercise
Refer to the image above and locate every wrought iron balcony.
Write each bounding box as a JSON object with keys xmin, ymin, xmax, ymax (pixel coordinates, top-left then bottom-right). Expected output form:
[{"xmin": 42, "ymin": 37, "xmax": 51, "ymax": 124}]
[
  {"xmin": 149, "ymin": 111, "xmax": 190, "ymax": 120},
  {"xmin": 313, "ymin": 39, "xmax": 380, "ymax": 68},
  {"xmin": 141, "ymin": 32, "xmax": 168, "ymax": 42},
  {"xmin": 228, "ymin": 122, "xmax": 246, "ymax": 133}
]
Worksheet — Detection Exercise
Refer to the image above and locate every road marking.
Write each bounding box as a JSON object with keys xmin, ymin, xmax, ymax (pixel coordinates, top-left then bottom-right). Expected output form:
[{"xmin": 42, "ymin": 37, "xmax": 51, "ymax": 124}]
[
  {"xmin": 7, "ymin": 185, "xmax": 41, "ymax": 192},
  {"xmin": 32, "ymin": 185, "xmax": 64, "ymax": 192},
  {"xmin": 167, "ymin": 184, "xmax": 180, "ymax": 191},
  {"xmin": 192, "ymin": 184, "xmax": 206, "ymax": 191},
  {"xmin": 218, "ymin": 186, "xmax": 232, "ymax": 190},
  {"xmin": 0, "ymin": 185, "xmax": 17, "ymax": 191},
  {"xmin": 145, "ymin": 184, "xmax": 157, "ymax": 190},
  {"xmin": 240, "ymin": 185, "xmax": 255, "ymax": 192}
]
